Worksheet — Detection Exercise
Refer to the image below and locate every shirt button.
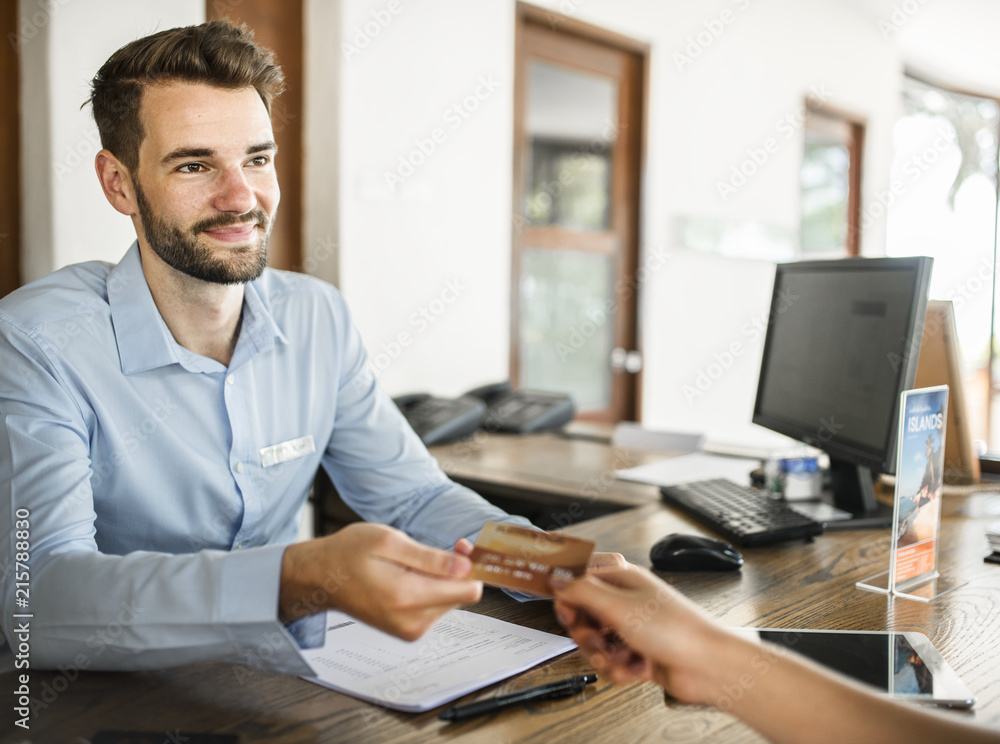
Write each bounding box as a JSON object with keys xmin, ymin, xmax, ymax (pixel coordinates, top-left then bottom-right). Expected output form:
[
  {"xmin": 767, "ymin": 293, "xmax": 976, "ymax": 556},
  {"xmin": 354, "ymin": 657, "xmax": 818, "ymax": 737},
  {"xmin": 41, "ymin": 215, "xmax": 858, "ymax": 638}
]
[
  {"xmin": 226, "ymin": 374, "xmax": 235, "ymax": 385},
  {"xmin": 235, "ymin": 462, "xmax": 244, "ymax": 474},
  {"xmin": 235, "ymin": 542, "xmax": 244, "ymax": 550}
]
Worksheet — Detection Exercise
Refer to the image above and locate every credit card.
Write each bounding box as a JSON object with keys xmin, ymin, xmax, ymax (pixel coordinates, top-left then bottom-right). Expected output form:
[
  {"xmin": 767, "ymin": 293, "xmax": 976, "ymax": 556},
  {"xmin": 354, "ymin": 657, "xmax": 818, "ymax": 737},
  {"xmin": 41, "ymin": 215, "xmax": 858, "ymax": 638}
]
[{"xmin": 468, "ymin": 521, "xmax": 595, "ymax": 596}]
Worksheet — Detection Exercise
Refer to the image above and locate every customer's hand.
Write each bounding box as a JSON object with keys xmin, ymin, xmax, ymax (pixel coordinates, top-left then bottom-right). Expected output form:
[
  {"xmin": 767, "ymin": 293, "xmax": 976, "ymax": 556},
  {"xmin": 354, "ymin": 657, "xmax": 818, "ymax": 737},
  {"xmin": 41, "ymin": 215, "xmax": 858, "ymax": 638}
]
[
  {"xmin": 554, "ymin": 568, "xmax": 1000, "ymax": 744},
  {"xmin": 587, "ymin": 551, "xmax": 628, "ymax": 572},
  {"xmin": 280, "ymin": 523, "xmax": 482, "ymax": 641},
  {"xmin": 551, "ymin": 565, "xmax": 731, "ymax": 704}
]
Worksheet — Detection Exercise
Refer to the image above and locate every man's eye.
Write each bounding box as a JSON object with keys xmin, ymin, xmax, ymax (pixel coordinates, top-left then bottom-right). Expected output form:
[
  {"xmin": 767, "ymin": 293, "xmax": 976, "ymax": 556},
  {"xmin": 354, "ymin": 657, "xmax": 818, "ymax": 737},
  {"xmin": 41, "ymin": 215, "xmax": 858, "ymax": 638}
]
[
  {"xmin": 249, "ymin": 155, "xmax": 270, "ymax": 166},
  {"xmin": 178, "ymin": 163, "xmax": 205, "ymax": 173}
]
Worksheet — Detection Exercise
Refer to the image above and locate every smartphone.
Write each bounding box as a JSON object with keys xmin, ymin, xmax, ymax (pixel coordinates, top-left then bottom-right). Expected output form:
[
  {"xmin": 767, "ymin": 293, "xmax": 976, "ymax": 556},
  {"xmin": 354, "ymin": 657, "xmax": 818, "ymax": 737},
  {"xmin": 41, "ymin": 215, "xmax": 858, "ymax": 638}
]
[{"xmin": 733, "ymin": 628, "xmax": 975, "ymax": 708}]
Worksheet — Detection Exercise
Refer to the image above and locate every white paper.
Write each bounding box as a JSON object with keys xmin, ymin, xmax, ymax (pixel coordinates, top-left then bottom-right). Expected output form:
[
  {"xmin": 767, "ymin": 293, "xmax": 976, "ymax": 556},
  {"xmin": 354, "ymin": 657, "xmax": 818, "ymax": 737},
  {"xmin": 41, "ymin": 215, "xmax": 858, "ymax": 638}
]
[
  {"xmin": 300, "ymin": 609, "xmax": 576, "ymax": 712},
  {"xmin": 614, "ymin": 452, "xmax": 757, "ymax": 488}
]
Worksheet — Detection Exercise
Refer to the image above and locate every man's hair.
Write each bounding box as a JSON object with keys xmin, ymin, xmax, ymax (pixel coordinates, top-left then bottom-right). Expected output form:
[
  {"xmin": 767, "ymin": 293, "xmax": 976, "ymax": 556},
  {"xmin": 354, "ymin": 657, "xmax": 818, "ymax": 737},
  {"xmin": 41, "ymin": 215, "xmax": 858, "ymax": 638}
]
[{"xmin": 87, "ymin": 19, "xmax": 285, "ymax": 172}]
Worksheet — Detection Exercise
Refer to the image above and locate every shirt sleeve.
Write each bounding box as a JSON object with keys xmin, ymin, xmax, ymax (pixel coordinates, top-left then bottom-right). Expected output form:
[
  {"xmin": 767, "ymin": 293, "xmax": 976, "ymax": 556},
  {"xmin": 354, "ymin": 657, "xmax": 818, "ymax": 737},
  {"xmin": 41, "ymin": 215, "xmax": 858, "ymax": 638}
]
[
  {"xmin": 320, "ymin": 293, "xmax": 535, "ymax": 549},
  {"xmin": 0, "ymin": 320, "xmax": 313, "ymax": 675}
]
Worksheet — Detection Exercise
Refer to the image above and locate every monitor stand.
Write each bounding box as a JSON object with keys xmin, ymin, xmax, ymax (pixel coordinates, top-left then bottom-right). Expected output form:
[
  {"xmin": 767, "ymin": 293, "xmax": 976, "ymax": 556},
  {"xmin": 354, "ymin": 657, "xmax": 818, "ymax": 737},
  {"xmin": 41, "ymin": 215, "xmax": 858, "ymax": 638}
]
[{"xmin": 820, "ymin": 459, "xmax": 894, "ymax": 530}]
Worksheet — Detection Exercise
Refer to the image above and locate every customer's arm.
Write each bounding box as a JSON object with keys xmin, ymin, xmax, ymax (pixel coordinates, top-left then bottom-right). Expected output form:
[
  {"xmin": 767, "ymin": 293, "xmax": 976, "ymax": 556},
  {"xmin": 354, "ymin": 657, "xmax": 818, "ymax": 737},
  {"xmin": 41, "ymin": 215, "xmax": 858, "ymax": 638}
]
[{"xmin": 552, "ymin": 567, "xmax": 1000, "ymax": 744}]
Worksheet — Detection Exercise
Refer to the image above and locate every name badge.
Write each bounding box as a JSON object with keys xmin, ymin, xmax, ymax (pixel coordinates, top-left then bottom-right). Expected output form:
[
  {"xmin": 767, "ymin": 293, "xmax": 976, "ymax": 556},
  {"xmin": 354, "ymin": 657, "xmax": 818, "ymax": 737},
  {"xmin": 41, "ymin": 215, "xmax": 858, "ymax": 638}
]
[{"xmin": 260, "ymin": 434, "xmax": 316, "ymax": 468}]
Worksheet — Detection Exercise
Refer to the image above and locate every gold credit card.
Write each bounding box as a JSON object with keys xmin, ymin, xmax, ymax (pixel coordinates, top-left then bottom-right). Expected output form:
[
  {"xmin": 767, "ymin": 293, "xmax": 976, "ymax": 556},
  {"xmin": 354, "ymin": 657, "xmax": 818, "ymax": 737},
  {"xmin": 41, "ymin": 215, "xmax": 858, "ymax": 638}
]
[{"xmin": 468, "ymin": 522, "xmax": 595, "ymax": 597}]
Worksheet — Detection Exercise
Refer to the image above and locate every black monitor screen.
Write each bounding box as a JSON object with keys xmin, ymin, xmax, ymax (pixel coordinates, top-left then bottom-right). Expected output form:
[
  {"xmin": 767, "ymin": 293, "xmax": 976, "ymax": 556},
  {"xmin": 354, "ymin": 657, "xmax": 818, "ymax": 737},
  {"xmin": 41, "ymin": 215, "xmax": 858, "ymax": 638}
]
[{"xmin": 753, "ymin": 257, "xmax": 932, "ymax": 475}]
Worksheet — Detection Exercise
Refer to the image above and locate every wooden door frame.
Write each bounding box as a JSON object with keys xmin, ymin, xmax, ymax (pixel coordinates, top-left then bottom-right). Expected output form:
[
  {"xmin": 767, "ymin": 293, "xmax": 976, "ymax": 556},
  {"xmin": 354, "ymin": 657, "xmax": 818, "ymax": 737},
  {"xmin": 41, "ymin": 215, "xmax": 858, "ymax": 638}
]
[
  {"xmin": 511, "ymin": 2, "xmax": 648, "ymax": 423},
  {"xmin": 208, "ymin": 0, "xmax": 304, "ymax": 272},
  {"xmin": 804, "ymin": 100, "xmax": 865, "ymax": 257},
  {"xmin": 1, "ymin": 1, "xmax": 21, "ymax": 298}
]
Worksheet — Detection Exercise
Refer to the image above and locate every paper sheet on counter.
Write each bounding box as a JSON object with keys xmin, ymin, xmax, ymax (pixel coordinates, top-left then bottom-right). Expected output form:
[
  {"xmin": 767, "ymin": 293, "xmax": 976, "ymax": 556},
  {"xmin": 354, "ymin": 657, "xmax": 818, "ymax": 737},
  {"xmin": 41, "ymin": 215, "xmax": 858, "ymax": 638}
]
[
  {"xmin": 614, "ymin": 452, "xmax": 758, "ymax": 488},
  {"xmin": 301, "ymin": 609, "xmax": 576, "ymax": 712}
]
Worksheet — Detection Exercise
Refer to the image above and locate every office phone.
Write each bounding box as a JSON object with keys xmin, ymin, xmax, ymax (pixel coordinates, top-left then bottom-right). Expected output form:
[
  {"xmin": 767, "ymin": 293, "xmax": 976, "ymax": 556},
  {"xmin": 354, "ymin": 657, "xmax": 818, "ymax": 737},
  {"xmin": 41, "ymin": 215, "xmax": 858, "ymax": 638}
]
[{"xmin": 393, "ymin": 382, "xmax": 575, "ymax": 446}]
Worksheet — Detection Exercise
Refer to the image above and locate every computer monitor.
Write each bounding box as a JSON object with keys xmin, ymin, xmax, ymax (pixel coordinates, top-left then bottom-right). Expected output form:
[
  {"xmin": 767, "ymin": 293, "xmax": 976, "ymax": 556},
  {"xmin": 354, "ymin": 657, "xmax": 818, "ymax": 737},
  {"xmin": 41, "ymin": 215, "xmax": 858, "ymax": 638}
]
[{"xmin": 752, "ymin": 256, "xmax": 933, "ymax": 527}]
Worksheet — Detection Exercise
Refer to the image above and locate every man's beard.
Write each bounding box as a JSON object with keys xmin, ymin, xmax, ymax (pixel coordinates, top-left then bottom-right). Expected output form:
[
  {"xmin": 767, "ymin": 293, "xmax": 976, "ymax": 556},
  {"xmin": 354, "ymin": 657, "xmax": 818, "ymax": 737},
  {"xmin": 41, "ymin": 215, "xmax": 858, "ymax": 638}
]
[{"xmin": 134, "ymin": 181, "xmax": 272, "ymax": 285}]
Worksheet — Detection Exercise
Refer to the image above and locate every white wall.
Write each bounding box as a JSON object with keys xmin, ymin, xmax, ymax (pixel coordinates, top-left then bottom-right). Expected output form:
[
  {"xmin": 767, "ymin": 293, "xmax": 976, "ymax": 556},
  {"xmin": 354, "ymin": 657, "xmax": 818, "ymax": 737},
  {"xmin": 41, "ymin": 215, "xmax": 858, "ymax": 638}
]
[
  {"xmin": 554, "ymin": 0, "xmax": 901, "ymax": 444},
  {"xmin": 21, "ymin": 0, "xmax": 996, "ymax": 444},
  {"xmin": 335, "ymin": 0, "xmax": 906, "ymax": 445},
  {"xmin": 19, "ymin": 0, "xmax": 204, "ymax": 282},
  {"xmin": 338, "ymin": 0, "xmax": 516, "ymax": 397}
]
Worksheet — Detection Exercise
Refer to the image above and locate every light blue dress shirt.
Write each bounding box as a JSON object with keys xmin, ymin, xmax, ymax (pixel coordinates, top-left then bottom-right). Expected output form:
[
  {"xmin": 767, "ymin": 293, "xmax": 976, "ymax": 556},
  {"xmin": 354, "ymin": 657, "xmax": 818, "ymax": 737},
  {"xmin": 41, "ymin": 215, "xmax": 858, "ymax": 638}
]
[{"xmin": 0, "ymin": 243, "xmax": 530, "ymax": 676}]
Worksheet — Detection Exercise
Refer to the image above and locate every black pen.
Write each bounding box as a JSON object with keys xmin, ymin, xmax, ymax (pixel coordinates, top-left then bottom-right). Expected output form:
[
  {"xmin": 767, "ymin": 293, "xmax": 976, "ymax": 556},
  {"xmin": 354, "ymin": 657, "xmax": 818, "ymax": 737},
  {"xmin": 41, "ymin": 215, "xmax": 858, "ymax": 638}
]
[{"xmin": 438, "ymin": 673, "xmax": 597, "ymax": 721}]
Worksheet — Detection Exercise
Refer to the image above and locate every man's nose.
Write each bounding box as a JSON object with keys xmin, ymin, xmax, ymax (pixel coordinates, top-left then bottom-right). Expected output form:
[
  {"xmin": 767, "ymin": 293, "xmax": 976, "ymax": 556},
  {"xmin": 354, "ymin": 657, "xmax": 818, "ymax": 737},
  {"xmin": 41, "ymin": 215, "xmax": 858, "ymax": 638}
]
[{"xmin": 213, "ymin": 166, "xmax": 257, "ymax": 214}]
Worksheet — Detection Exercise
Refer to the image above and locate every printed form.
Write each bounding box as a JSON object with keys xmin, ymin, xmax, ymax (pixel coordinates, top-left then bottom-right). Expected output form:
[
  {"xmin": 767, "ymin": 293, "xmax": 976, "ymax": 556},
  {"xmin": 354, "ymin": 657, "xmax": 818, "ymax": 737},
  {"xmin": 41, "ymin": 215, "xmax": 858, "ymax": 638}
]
[{"xmin": 301, "ymin": 609, "xmax": 576, "ymax": 711}]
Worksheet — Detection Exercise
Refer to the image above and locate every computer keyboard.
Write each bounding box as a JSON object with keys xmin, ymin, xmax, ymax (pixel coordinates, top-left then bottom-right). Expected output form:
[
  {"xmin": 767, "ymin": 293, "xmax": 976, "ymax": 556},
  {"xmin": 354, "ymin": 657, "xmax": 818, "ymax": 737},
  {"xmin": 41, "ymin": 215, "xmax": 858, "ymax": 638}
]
[{"xmin": 659, "ymin": 478, "xmax": 824, "ymax": 547}]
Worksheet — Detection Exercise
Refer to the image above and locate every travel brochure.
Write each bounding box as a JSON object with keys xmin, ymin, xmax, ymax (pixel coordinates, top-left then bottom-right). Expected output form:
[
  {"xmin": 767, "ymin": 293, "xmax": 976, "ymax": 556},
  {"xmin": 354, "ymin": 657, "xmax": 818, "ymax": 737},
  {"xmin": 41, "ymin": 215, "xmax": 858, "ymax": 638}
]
[
  {"xmin": 857, "ymin": 385, "xmax": 964, "ymax": 601},
  {"xmin": 890, "ymin": 385, "xmax": 948, "ymax": 591}
]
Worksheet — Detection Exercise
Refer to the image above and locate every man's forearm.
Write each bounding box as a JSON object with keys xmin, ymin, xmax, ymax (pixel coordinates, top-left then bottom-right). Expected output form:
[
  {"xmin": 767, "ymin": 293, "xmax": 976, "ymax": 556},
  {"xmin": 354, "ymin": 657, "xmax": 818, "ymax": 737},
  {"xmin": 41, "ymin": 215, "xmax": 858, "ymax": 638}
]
[{"xmin": 6, "ymin": 547, "xmax": 313, "ymax": 675}]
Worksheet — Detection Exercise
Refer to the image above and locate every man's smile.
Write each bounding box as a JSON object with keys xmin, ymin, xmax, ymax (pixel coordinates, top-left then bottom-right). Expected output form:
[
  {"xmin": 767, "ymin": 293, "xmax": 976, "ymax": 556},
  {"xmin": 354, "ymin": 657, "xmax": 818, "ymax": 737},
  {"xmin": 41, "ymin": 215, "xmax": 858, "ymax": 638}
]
[{"xmin": 202, "ymin": 223, "xmax": 259, "ymax": 242}]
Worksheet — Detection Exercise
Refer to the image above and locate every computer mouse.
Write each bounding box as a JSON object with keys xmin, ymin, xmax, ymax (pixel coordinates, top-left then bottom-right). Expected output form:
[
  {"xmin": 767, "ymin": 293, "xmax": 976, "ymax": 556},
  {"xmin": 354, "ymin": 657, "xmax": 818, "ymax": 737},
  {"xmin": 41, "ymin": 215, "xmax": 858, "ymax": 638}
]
[{"xmin": 649, "ymin": 533, "xmax": 744, "ymax": 572}]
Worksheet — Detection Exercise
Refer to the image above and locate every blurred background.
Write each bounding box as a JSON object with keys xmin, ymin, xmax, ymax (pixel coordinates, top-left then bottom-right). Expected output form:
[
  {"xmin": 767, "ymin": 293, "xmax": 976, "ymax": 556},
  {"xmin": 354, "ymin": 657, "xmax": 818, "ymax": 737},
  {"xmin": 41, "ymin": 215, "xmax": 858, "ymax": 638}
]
[{"xmin": 2, "ymin": 0, "xmax": 997, "ymax": 453}]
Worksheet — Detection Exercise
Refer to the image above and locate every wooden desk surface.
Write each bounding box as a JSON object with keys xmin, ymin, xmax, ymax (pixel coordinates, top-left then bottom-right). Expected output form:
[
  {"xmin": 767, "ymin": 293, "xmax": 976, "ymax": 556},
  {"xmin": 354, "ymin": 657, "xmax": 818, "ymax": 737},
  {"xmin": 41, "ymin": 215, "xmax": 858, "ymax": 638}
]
[
  {"xmin": 9, "ymin": 437, "xmax": 1000, "ymax": 743},
  {"xmin": 430, "ymin": 430, "xmax": 669, "ymax": 510}
]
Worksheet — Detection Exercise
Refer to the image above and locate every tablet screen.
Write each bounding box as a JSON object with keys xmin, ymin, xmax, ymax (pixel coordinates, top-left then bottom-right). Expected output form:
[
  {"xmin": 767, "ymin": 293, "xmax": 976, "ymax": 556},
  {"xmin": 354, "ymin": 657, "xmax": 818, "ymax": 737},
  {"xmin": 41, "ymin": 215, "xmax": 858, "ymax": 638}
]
[{"xmin": 737, "ymin": 629, "xmax": 974, "ymax": 708}]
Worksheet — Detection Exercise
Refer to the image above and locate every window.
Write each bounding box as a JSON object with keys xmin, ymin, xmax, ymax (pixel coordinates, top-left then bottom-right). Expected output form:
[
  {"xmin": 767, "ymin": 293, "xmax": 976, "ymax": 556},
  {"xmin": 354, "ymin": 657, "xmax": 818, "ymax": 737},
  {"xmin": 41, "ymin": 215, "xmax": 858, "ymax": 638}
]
[
  {"xmin": 800, "ymin": 105, "xmax": 864, "ymax": 256},
  {"xmin": 885, "ymin": 74, "xmax": 999, "ymax": 452}
]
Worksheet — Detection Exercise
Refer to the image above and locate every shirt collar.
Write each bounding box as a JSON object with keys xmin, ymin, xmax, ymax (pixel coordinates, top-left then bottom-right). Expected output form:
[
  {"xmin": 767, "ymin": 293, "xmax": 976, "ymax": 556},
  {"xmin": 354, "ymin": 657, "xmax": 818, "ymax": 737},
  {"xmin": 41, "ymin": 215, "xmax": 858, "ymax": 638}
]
[
  {"xmin": 230, "ymin": 278, "xmax": 289, "ymax": 371},
  {"xmin": 109, "ymin": 242, "xmax": 179, "ymax": 375},
  {"xmin": 108, "ymin": 242, "xmax": 289, "ymax": 376}
]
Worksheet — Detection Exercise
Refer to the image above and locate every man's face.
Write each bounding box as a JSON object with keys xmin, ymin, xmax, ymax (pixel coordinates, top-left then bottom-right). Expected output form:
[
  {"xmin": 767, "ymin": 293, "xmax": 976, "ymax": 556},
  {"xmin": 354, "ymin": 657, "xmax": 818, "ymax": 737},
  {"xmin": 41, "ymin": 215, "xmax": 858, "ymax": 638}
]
[{"xmin": 131, "ymin": 82, "xmax": 280, "ymax": 285}]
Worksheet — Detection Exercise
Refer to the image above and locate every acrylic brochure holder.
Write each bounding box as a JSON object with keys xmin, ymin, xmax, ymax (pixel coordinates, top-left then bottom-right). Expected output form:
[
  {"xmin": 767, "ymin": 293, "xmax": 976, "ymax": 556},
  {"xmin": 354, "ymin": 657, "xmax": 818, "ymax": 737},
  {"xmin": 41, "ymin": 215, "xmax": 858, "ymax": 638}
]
[{"xmin": 856, "ymin": 385, "xmax": 967, "ymax": 602}]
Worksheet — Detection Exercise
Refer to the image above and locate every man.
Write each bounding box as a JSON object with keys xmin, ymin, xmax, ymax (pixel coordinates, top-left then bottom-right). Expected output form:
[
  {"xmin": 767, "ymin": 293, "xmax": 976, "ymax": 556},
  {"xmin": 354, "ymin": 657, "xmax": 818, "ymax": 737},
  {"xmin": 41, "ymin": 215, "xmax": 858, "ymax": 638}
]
[{"xmin": 0, "ymin": 20, "xmax": 611, "ymax": 676}]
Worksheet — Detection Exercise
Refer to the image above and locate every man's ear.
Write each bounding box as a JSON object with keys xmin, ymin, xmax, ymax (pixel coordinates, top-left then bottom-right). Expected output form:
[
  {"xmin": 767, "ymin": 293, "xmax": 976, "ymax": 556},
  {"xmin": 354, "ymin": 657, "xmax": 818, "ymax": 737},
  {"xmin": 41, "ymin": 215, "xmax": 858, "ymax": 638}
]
[{"xmin": 95, "ymin": 150, "xmax": 137, "ymax": 217}]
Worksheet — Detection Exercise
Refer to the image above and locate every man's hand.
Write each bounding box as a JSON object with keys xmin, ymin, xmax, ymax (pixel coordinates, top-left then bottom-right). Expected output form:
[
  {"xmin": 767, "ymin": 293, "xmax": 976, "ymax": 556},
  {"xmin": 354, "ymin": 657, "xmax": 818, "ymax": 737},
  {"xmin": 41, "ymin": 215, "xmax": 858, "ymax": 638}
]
[{"xmin": 280, "ymin": 523, "xmax": 483, "ymax": 641}]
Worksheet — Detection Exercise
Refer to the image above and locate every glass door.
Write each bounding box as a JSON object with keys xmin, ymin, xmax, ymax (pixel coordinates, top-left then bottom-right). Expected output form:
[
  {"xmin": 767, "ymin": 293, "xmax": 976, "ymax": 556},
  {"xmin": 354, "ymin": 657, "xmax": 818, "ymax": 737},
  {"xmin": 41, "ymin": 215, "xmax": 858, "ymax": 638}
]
[{"xmin": 512, "ymin": 11, "xmax": 644, "ymax": 423}]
